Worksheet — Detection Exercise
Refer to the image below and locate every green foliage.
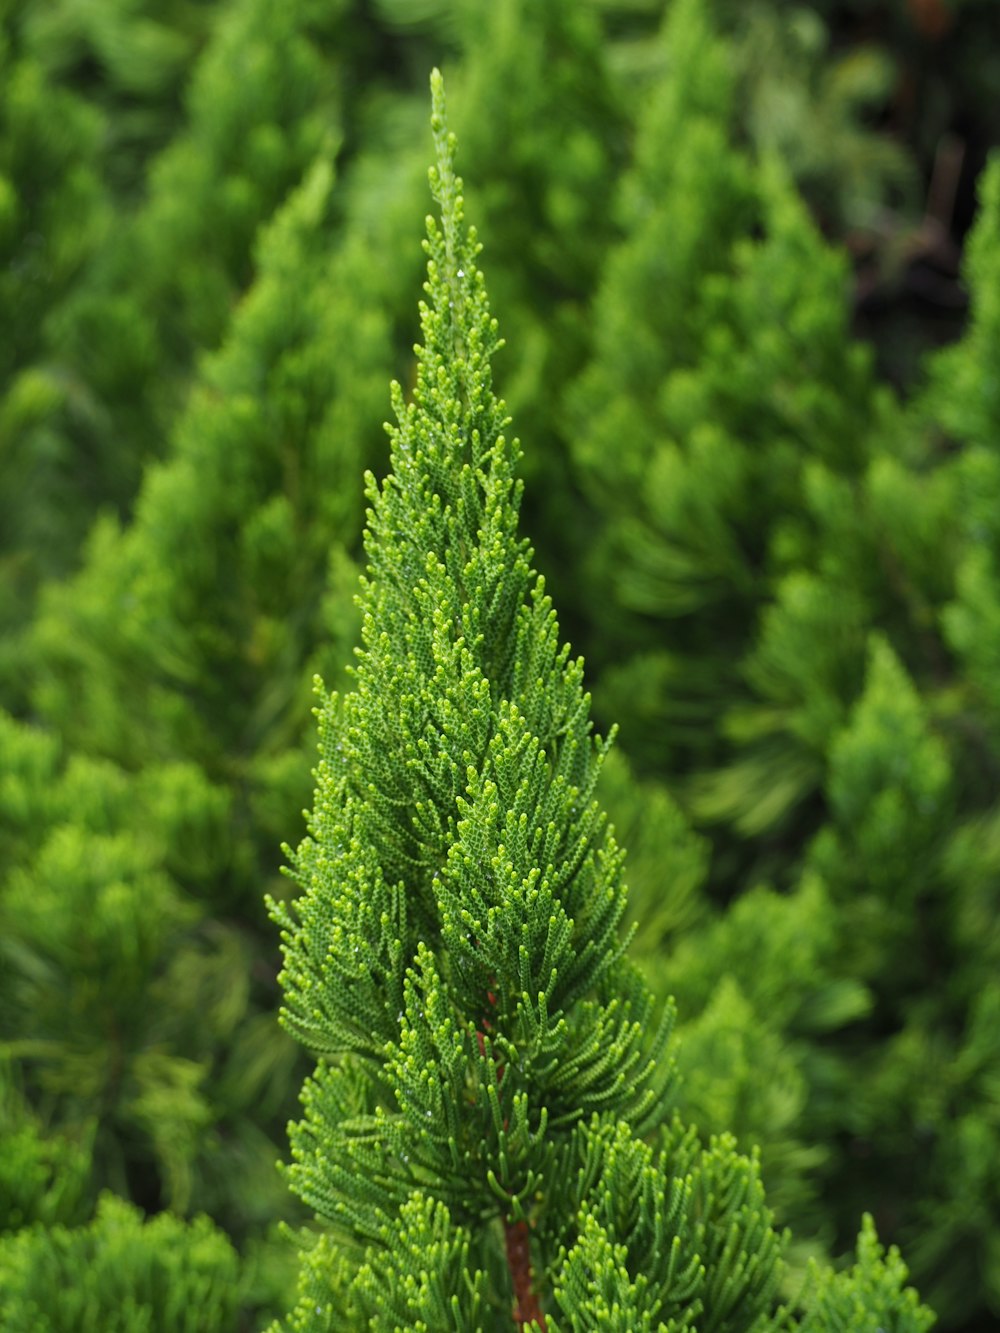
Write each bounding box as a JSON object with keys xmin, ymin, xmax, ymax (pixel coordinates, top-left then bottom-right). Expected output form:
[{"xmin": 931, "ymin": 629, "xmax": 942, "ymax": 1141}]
[
  {"xmin": 0, "ymin": 1065, "xmax": 92, "ymax": 1234},
  {"xmin": 0, "ymin": 0, "xmax": 354, "ymax": 704},
  {"xmin": 571, "ymin": 0, "xmax": 894, "ymax": 798},
  {"xmin": 31, "ymin": 153, "xmax": 371, "ymax": 791},
  {"xmin": 0, "ymin": 723, "xmax": 290, "ymax": 1227},
  {"xmin": 125, "ymin": 0, "xmax": 346, "ymax": 355},
  {"xmin": 597, "ymin": 750, "xmax": 710, "ymax": 957},
  {"xmin": 1, "ymin": 0, "xmax": 991, "ymax": 1327},
  {"xmin": 934, "ymin": 162, "xmax": 1000, "ymax": 731},
  {"xmin": 565, "ymin": 4, "xmax": 1000, "ymax": 1326},
  {"xmin": 0, "ymin": 132, "xmax": 370, "ymax": 1276},
  {"xmin": 0, "ymin": 6, "xmax": 110, "ymax": 652},
  {"xmin": 0, "ymin": 13, "xmax": 106, "ymax": 384},
  {"xmin": 16, "ymin": 0, "xmax": 210, "ymax": 176},
  {"xmin": 270, "ymin": 72, "xmax": 934, "ymax": 1331},
  {"xmin": 0, "ymin": 1194, "xmax": 241, "ymax": 1333},
  {"xmin": 451, "ymin": 0, "xmax": 624, "ymax": 518},
  {"xmin": 797, "ymin": 1214, "xmax": 934, "ymax": 1333},
  {"xmin": 722, "ymin": 4, "xmax": 915, "ymax": 231}
]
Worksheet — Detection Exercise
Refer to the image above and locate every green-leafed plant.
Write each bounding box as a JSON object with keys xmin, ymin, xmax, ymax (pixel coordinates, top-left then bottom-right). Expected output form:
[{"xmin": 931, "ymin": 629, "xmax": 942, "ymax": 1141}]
[
  {"xmin": 0, "ymin": 1193, "xmax": 241, "ymax": 1333},
  {"xmin": 269, "ymin": 73, "xmax": 933, "ymax": 1331}
]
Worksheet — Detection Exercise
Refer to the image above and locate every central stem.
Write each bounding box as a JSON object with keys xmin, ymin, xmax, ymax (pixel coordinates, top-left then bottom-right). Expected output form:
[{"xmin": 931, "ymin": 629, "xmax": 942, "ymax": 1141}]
[
  {"xmin": 477, "ymin": 977, "xmax": 547, "ymax": 1329},
  {"xmin": 506, "ymin": 1217, "xmax": 546, "ymax": 1329}
]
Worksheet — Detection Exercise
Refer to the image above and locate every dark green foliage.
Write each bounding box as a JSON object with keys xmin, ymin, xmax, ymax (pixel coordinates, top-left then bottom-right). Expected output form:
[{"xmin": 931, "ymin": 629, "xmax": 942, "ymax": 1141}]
[
  {"xmin": 723, "ymin": 5, "xmax": 915, "ymax": 231},
  {"xmin": 0, "ymin": 147, "xmax": 379, "ymax": 1301},
  {"xmin": 0, "ymin": 708, "xmax": 290, "ymax": 1227},
  {"xmin": 31, "ymin": 156, "xmax": 372, "ymax": 802},
  {"xmin": 450, "ymin": 0, "xmax": 625, "ymax": 529},
  {"xmin": 15, "ymin": 0, "xmax": 212, "ymax": 179},
  {"xmin": 0, "ymin": 6, "xmax": 110, "ymax": 654},
  {"xmin": 122, "ymin": 0, "xmax": 347, "ymax": 355},
  {"xmin": 0, "ymin": 1065, "xmax": 91, "ymax": 1235}
]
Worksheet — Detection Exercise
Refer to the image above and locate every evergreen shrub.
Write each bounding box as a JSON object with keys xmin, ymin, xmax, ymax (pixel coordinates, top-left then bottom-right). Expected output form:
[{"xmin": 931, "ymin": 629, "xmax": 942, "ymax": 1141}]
[{"xmin": 269, "ymin": 72, "xmax": 934, "ymax": 1332}]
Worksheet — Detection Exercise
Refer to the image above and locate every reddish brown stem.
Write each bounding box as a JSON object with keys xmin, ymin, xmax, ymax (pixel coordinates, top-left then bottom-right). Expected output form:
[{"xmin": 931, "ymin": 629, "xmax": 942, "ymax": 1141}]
[
  {"xmin": 476, "ymin": 970, "xmax": 546, "ymax": 1328},
  {"xmin": 506, "ymin": 1217, "xmax": 546, "ymax": 1329}
]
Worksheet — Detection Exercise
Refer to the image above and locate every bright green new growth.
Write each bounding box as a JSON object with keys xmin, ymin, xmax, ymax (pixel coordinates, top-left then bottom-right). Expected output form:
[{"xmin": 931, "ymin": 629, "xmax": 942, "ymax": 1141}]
[{"xmin": 271, "ymin": 73, "xmax": 933, "ymax": 1331}]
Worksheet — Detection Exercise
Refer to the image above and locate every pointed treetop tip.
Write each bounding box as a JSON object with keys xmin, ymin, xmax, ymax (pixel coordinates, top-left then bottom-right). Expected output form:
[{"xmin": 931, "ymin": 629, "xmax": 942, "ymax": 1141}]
[
  {"xmin": 426, "ymin": 69, "xmax": 463, "ymax": 236},
  {"xmin": 429, "ymin": 67, "xmax": 449, "ymax": 137}
]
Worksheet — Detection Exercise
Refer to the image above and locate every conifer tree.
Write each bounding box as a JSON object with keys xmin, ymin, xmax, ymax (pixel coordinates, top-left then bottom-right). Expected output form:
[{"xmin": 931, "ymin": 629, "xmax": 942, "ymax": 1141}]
[
  {"xmin": 271, "ymin": 72, "xmax": 933, "ymax": 1332},
  {"xmin": 0, "ymin": 0, "xmax": 353, "ymax": 700},
  {"xmin": 569, "ymin": 0, "xmax": 893, "ymax": 795}
]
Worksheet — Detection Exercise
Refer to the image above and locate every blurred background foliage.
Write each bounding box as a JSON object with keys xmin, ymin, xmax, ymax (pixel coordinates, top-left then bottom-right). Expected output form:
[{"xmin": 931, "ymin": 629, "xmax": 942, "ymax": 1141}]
[{"xmin": 0, "ymin": 0, "xmax": 997, "ymax": 1327}]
